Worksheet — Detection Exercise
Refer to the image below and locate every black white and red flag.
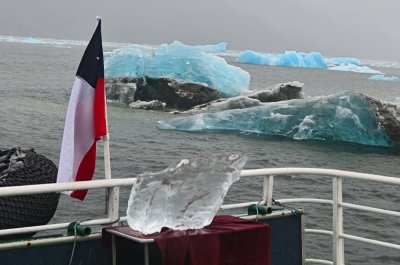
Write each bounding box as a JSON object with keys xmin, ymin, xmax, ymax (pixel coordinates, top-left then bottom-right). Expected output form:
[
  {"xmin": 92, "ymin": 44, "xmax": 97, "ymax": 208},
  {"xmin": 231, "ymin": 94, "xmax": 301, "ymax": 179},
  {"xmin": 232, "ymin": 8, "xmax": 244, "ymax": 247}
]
[{"xmin": 57, "ymin": 20, "xmax": 107, "ymax": 200}]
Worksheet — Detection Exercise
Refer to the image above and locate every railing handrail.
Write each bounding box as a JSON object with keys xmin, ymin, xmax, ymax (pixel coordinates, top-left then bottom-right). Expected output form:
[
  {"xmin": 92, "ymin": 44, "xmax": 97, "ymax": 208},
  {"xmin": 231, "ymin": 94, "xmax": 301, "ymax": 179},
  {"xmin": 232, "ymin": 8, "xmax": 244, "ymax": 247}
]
[
  {"xmin": 0, "ymin": 178, "xmax": 137, "ymax": 197},
  {"xmin": 0, "ymin": 167, "xmax": 399, "ymax": 265},
  {"xmin": 0, "ymin": 167, "xmax": 399, "ymax": 197},
  {"xmin": 241, "ymin": 167, "xmax": 400, "ymax": 184}
]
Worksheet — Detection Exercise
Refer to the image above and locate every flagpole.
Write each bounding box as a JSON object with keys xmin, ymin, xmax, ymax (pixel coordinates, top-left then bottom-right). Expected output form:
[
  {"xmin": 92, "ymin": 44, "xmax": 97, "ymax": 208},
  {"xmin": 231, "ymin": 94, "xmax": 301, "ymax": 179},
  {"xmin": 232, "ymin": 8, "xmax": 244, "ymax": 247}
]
[
  {"xmin": 103, "ymin": 134, "xmax": 112, "ymax": 180},
  {"xmin": 96, "ymin": 15, "xmax": 112, "ymax": 181},
  {"xmin": 103, "ymin": 89, "xmax": 112, "ymax": 181},
  {"xmin": 97, "ymin": 16, "xmax": 119, "ymax": 224},
  {"xmin": 103, "ymin": 105, "xmax": 119, "ymax": 224}
]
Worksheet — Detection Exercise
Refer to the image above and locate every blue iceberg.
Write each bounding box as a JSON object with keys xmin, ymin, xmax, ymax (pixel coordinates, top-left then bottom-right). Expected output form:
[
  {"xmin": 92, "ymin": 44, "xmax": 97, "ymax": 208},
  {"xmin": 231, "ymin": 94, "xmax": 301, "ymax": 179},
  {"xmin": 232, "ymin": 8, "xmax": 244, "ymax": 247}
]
[
  {"xmin": 328, "ymin": 63, "xmax": 382, "ymax": 74},
  {"xmin": 195, "ymin": 42, "xmax": 227, "ymax": 53},
  {"xmin": 1, "ymin": 36, "xmax": 15, "ymax": 42},
  {"xmin": 158, "ymin": 91, "xmax": 400, "ymax": 147},
  {"xmin": 23, "ymin": 37, "xmax": 43, "ymax": 44},
  {"xmin": 105, "ymin": 44, "xmax": 153, "ymax": 78},
  {"xmin": 235, "ymin": 50, "xmax": 327, "ymax": 69},
  {"xmin": 369, "ymin": 74, "xmax": 399, "ymax": 82},
  {"xmin": 234, "ymin": 50, "xmax": 387, "ymax": 75},
  {"xmin": 325, "ymin": 57, "xmax": 361, "ymax": 66},
  {"xmin": 0, "ymin": 35, "xmax": 74, "ymax": 48},
  {"xmin": 105, "ymin": 41, "xmax": 250, "ymax": 97}
]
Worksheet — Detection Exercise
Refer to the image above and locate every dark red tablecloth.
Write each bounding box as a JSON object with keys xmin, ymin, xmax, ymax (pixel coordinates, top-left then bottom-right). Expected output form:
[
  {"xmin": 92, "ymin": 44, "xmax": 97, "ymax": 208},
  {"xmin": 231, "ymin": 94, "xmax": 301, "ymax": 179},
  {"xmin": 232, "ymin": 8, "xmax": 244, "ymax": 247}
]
[
  {"xmin": 154, "ymin": 215, "xmax": 270, "ymax": 265},
  {"xmin": 104, "ymin": 215, "xmax": 270, "ymax": 265}
]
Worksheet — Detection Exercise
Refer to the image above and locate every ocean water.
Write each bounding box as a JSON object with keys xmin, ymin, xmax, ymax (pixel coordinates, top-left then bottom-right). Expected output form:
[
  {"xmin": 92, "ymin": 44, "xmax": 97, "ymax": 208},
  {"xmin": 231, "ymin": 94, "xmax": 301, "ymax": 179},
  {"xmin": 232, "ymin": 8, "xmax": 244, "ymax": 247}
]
[{"xmin": 1, "ymin": 41, "xmax": 400, "ymax": 264}]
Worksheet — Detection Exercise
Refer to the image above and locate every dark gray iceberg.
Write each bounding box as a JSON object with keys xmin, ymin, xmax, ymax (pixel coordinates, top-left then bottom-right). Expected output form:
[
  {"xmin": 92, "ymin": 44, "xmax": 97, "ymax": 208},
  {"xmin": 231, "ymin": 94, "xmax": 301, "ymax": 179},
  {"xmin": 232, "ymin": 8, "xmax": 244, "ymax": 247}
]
[
  {"xmin": 184, "ymin": 81, "xmax": 304, "ymax": 114},
  {"xmin": 106, "ymin": 76, "xmax": 221, "ymax": 110},
  {"xmin": 247, "ymin": 81, "xmax": 304, "ymax": 102},
  {"xmin": 157, "ymin": 91, "xmax": 400, "ymax": 147},
  {"xmin": 106, "ymin": 76, "xmax": 305, "ymax": 112}
]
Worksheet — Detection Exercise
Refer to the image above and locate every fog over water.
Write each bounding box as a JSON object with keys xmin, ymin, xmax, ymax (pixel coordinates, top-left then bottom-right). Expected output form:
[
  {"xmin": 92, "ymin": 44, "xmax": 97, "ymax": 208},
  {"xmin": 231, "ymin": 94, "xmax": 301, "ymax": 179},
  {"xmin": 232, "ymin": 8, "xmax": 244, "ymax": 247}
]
[{"xmin": 1, "ymin": 0, "xmax": 400, "ymax": 61}]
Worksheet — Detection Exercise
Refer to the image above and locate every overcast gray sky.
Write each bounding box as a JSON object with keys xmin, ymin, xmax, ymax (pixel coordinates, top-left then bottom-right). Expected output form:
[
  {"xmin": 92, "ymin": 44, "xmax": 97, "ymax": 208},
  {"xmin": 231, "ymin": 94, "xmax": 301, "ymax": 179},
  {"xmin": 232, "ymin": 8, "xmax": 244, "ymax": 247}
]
[{"xmin": 1, "ymin": 0, "xmax": 399, "ymax": 61}]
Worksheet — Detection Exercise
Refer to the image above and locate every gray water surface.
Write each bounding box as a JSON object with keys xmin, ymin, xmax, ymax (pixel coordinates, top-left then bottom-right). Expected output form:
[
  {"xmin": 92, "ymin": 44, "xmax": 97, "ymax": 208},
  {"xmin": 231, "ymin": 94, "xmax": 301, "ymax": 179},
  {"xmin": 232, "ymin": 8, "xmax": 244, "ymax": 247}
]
[{"xmin": 1, "ymin": 42, "xmax": 400, "ymax": 264}]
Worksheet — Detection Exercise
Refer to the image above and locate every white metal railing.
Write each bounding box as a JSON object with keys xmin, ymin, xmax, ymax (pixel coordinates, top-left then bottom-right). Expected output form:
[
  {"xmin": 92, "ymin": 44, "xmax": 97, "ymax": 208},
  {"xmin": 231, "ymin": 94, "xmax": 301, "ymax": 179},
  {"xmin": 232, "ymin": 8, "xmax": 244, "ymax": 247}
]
[
  {"xmin": 0, "ymin": 168, "xmax": 399, "ymax": 265},
  {"xmin": 0, "ymin": 178, "xmax": 136, "ymax": 238}
]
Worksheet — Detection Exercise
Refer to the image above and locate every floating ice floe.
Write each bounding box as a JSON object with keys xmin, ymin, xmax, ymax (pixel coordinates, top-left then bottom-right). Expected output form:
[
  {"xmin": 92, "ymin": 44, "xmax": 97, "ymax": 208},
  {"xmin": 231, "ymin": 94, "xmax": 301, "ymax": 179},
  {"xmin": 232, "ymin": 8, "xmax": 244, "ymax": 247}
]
[
  {"xmin": 328, "ymin": 63, "xmax": 382, "ymax": 74},
  {"xmin": 324, "ymin": 57, "xmax": 361, "ymax": 66},
  {"xmin": 369, "ymin": 74, "xmax": 399, "ymax": 82},
  {"xmin": 195, "ymin": 42, "xmax": 227, "ymax": 53},
  {"xmin": 157, "ymin": 91, "xmax": 400, "ymax": 147},
  {"xmin": 184, "ymin": 81, "xmax": 304, "ymax": 114},
  {"xmin": 0, "ymin": 35, "xmax": 74, "ymax": 48},
  {"xmin": 3, "ymin": 36, "xmax": 15, "ymax": 42},
  {"xmin": 23, "ymin": 37, "xmax": 43, "ymax": 44},
  {"xmin": 126, "ymin": 153, "xmax": 248, "ymax": 234},
  {"xmin": 235, "ymin": 50, "xmax": 386, "ymax": 75},
  {"xmin": 105, "ymin": 76, "xmax": 220, "ymax": 110},
  {"xmin": 235, "ymin": 50, "xmax": 327, "ymax": 69},
  {"xmin": 105, "ymin": 41, "xmax": 250, "ymax": 97},
  {"xmin": 129, "ymin": 100, "xmax": 166, "ymax": 111}
]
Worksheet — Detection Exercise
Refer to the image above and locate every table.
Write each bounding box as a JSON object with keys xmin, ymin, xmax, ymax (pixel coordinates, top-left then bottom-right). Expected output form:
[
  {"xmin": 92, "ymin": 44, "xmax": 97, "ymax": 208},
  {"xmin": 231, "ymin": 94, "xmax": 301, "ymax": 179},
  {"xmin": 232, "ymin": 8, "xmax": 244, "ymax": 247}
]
[{"xmin": 103, "ymin": 215, "xmax": 270, "ymax": 265}]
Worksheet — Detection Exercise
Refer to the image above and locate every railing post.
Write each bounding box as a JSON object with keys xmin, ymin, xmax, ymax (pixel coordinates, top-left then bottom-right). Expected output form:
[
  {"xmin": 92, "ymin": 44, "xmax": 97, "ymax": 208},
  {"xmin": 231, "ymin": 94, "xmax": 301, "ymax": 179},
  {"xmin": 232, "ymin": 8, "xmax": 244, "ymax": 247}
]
[
  {"xmin": 263, "ymin": 175, "xmax": 274, "ymax": 207},
  {"xmin": 107, "ymin": 187, "xmax": 120, "ymax": 225},
  {"xmin": 103, "ymin": 134, "xmax": 120, "ymax": 226},
  {"xmin": 332, "ymin": 176, "xmax": 344, "ymax": 265}
]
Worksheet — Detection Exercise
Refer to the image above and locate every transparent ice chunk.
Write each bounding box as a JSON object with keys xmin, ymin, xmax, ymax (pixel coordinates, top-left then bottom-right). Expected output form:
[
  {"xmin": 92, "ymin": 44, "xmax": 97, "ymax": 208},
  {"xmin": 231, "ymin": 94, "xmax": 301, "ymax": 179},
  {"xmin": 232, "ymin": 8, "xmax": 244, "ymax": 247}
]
[{"xmin": 126, "ymin": 153, "xmax": 247, "ymax": 234}]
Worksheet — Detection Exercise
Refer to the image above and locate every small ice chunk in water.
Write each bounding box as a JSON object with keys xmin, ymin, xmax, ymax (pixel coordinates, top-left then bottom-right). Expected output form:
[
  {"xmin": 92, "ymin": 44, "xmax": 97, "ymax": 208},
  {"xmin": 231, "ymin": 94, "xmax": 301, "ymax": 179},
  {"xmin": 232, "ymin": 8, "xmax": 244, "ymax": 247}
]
[{"xmin": 126, "ymin": 153, "xmax": 248, "ymax": 234}]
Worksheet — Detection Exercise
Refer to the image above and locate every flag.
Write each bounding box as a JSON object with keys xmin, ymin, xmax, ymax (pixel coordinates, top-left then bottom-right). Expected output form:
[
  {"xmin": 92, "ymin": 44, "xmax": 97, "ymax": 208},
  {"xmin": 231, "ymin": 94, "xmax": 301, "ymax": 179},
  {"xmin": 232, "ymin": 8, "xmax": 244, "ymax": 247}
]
[{"xmin": 57, "ymin": 20, "xmax": 107, "ymax": 200}]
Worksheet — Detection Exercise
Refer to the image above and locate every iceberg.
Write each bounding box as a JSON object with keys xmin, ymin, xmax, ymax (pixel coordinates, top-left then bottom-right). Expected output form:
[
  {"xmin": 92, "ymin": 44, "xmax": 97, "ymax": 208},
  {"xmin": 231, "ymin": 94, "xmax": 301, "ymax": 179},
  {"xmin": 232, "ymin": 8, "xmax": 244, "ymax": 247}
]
[
  {"xmin": 105, "ymin": 44, "xmax": 153, "ymax": 78},
  {"xmin": 235, "ymin": 50, "xmax": 327, "ymax": 69},
  {"xmin": 23, "ymin": 37, "xmax": 43, "ymax": 44},
  {"xmin": 329, "ymin": 63, "xmax": 382, "ymax": 74},
  {"xmin": 129, "ymin": 100, "xmax": 166, "ymax": 111},
  {"xmin": 184, "ymin": 96, "xmax": 262, "ymax": 114},
  {"xmin": 105, "ymin": 41, "xmax": 250, "ymax": 97},
  {"xmin": 157, "ymin": 91, "xmax": 400, "ymax": 147},
  {"xmin": 234, "ymin": 50, "xmax": 387, "ymax": 75},
  {"xmin": 369, "ymin": 74, "xmax": 399, "ymax": 82},
  {"xmin": 246, "ymin": 81, "xmax": 304, "ymax": 102},
  {"xmin": 184, "ymin": 81, "xmax": 304, "ymax": 114},
  {"xmin": 325, "ymin": 57, "xmax": 361, "ymax": 66},
  {"xmin": 4, "ymin": 36, "xmax": 15, "ymax": 42},
  {"xmin": 195, "ymin": 42, "xmax": 227, "ymax": 53},
  {"xmin": 126, "ymin": 153, "xmax": 247, "ymax": 234},
  {"xmin": 106, "ymin": 76, "xmax": 221, "ymax": 110}
]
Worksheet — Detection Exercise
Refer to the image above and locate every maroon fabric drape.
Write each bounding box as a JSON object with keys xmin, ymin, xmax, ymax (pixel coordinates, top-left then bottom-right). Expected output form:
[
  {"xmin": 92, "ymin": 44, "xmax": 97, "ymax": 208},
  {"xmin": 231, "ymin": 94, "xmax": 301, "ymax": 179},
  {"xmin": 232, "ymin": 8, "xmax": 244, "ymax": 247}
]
[
  {"xmin": 155, "ymin": 215, "xmax": 270, "ymax": 265},
  {"xmin": 104, "ymin": 215, "xmax": 270, "ymax": 265}
]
